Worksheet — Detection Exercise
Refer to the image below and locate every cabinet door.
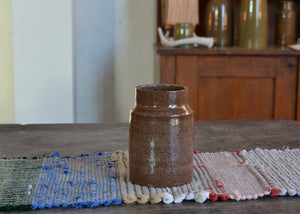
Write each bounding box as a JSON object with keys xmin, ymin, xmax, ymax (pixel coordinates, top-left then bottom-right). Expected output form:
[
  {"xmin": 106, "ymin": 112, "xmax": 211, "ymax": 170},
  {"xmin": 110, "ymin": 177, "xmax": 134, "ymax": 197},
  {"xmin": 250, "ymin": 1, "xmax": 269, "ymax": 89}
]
[
  {"xmin": 195, "ymin": 56, "xmax": 297, "ymax": 121},
  {"xmin": 160, "ymin": 55, "xmax": 297, "ymax": 121}
]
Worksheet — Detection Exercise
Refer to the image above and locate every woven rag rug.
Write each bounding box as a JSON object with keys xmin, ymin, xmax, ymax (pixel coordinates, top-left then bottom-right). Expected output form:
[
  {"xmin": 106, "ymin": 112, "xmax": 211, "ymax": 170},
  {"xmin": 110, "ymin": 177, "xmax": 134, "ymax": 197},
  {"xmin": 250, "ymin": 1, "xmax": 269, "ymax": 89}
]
[{"xmin": 0, "ymin": 148, "xmax": 299, "ymax": 210}]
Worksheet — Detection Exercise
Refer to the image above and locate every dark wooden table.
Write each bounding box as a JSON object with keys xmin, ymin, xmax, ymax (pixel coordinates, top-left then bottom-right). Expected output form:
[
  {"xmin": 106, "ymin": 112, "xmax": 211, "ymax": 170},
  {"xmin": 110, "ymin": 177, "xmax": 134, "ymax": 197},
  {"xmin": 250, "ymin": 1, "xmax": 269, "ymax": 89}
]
[{"xmin": 0, "ymin": 119, "xmax": 299, "ymax": 213}]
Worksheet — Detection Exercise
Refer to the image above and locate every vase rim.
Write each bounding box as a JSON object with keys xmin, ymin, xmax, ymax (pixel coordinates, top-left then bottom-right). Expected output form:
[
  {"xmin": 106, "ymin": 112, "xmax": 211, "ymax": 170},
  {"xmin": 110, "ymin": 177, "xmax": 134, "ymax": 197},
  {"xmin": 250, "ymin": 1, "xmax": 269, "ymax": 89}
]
[
  {"xmin": 175, "ymin": 23, "xmax": 194, "ymax": 27},
  {"xmin": 279, "ymin": 1, "xmax": 294, "ymax": 10},
  {"xmin": 136, "ymin": 84, "xmax": 187, "ymax": 93}
]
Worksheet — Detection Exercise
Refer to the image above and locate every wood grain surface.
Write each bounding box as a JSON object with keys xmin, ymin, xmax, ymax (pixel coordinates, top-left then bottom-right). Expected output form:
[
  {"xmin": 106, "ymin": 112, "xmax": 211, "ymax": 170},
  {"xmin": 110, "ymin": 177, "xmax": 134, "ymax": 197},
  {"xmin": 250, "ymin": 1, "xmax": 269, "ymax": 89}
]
[
  {"xmin": 160, "ymin": 55, "xmax": 176, "ymax": 84},
  {"xmin": 159, "ymin": 50, "xmax": 298, "ymax": 121},
  {"xmin": 0, "ymin": 120, "xmax": 299, "ymax": 213},
  {"xmin": 274, "ymin": 57, "xmax": 297, "ymax": 120},
  {"xmin": 176, "ymin": 56, "xmax": 198, "ymax": 119},
  {"xmin": 197, "ymin": 77, "xmax": 274, "ymax": 120}
]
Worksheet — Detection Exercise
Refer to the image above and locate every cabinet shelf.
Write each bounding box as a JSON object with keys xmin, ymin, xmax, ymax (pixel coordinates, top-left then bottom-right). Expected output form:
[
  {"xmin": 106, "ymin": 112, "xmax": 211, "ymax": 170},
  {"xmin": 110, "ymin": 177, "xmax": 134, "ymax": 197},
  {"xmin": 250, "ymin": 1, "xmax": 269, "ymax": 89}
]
[
  {"xmin": 155, "ymin": 43, "xmax": 300, "ymax": 56},
  {"xmin": 157, "ymin": 0, "xmax": 300, "ymax": 47}
]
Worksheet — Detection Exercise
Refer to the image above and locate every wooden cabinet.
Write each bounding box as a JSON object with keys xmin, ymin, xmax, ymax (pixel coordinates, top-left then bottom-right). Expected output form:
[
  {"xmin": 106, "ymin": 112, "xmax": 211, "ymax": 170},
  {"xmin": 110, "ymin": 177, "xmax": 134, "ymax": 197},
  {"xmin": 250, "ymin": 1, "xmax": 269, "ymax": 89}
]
[
  {"xmin": 157, "ymin": 47, "xmax": 300, "ymax": 121},
  {"xmin": 156, "ymin": 0, "xmax": 300, "ymax": 121}
]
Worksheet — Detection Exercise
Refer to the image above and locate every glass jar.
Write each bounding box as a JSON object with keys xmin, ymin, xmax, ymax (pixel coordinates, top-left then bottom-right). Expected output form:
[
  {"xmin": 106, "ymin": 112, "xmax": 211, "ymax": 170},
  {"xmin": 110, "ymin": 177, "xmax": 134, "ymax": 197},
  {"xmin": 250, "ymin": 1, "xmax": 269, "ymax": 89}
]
[
  {"xmin": 239, "ymin": 0, "xmax": 268, "ymax": 49},
  {"xmin": 205, "ymin": 0, "xmax": 233, "ymax": 47},
  {"xmin": 276, "ymin": 1, "xmax": 296, "ymax": 47},
  {"xmin": 173, "ymin": 23, "xmax": 194, "ymax": 48}
]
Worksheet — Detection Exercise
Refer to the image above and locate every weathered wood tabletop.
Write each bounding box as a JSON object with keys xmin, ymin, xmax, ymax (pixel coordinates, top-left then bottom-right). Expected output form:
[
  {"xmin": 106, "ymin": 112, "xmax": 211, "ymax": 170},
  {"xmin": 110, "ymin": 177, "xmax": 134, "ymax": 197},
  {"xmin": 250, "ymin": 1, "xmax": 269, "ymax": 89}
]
[{"xmin": 0, "ymin": 119, "xmax": 299, "ymax": 213}]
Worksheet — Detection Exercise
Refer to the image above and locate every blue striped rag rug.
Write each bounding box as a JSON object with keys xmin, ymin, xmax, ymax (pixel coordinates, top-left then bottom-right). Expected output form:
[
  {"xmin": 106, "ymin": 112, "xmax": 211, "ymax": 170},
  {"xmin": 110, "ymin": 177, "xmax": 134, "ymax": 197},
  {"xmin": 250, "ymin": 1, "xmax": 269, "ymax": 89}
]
[{"xmin": 0, "ymin": 152, "xmax": 122, "ymax": 211}]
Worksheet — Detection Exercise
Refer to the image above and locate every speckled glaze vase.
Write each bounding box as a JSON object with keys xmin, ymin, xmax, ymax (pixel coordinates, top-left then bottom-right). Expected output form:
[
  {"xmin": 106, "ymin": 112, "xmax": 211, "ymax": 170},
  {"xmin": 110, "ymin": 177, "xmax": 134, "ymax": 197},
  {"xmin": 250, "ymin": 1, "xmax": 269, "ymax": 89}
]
[
  {"xmin": 239, "ymin": 0, "xmax": 268, "ymax": 49},
  {"xmin": 276, "ymin": 1, "xmax": 296, "ymax": 47},
  {"xmin": 205, "ymin": 0, "xmax": 233, "ymax": 47},
  {"xmin": 129, "ymin": 84, "xmax": 194, "ymax": 187}
]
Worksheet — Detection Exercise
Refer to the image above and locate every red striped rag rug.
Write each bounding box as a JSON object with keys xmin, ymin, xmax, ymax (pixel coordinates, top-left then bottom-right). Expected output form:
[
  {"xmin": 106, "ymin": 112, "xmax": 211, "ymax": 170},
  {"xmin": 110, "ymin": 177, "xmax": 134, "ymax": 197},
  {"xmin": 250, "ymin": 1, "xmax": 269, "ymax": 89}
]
[{"xmin": 112, "ymin": 148, "xmax": 300, "ymax": 204}]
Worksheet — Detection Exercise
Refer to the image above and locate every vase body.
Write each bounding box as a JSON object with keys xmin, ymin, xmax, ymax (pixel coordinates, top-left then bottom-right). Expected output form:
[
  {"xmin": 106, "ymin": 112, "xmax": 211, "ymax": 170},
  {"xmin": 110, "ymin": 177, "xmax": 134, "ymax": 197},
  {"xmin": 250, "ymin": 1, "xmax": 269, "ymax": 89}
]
[
  {"xmin": 173, "ymin": 23, "xmax": 194, "ymax": 48},
  {"xmin": 276, "ymin": 1, "xmax": 296, "ymax": 47},
  {"xmin": 205, "ymin": 0, "xmax": 233, "ymax": 47},
  {"xmin": 129, "ymin": 84, "xmax": 194, "ymax": 187},
  {"xmin": 239, "ymin": 0, "xmax": 268, "ymax": 49}
]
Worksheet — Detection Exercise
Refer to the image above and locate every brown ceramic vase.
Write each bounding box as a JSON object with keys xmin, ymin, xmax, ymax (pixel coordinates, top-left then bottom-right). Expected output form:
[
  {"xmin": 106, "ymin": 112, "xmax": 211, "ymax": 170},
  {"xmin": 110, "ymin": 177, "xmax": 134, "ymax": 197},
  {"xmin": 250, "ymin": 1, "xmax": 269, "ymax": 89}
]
[
  {"xmin": 129, "ymin": 84, "xmax": 194, "ymax": 187},
  {"xmin": 276, "ymin": 1, "xmax": 296, "ymax": 47},
  {"xmin": 205, "ymin": 0, "xmax": 233, "ymax": 47}
]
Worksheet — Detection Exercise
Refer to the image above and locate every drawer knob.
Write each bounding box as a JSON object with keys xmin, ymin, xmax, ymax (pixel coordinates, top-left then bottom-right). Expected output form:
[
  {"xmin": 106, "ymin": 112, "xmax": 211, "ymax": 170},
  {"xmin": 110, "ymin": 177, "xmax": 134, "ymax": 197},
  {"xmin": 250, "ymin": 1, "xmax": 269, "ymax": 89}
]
[{"xmin": 289, "ymin": 59, "xmax": 295, "ymax": 68}]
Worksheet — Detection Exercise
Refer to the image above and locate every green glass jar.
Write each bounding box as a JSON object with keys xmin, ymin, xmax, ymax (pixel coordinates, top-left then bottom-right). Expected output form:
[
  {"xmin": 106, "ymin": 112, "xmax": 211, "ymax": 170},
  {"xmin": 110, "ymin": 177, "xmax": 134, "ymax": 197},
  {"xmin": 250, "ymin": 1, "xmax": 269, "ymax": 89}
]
[
  {"xmin": 239, "ymin": 0, "xmax": 268, "ymax": 49},
  {"xmin": 173, "ymin": 23, "xmax": 194, "ymax": 48},
  {"xmin": 276, "ymin": 1, "xmax": 296, "ymax": 47},
  {"xmin": 205, "ymin": 0, "xmax": 233, "ymax": 47}
]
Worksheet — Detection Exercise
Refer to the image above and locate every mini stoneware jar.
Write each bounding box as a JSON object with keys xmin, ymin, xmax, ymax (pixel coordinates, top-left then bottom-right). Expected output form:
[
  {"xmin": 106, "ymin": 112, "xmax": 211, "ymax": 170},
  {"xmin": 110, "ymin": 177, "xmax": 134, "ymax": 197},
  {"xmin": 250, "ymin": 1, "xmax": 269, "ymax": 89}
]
[
  {"xmin": 173, "ymin": 23, "xmax": 195, "ymax": 48},
  {"xmin": 129, "ymin": 84, "xmax": 194, "ymax": 187}
]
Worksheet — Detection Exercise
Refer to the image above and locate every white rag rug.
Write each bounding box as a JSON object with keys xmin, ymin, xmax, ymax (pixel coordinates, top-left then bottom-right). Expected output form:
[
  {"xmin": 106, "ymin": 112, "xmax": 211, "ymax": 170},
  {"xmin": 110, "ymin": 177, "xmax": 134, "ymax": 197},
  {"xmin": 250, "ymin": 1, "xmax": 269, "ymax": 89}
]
[{"xmin": 112, "ymin": 148, "xmax": 300, "ymax": 204}]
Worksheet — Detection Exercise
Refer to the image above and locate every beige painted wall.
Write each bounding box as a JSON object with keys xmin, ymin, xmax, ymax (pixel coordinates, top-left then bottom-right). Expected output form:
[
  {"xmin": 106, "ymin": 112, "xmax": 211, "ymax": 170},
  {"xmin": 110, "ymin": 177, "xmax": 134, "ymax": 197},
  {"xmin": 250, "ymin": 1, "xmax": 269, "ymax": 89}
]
[
  {"xmin": 3, "ymin": 0, "xmax": 156, "ymax": 123},
  {"xmin": 12, "ymin": 0, "xmax": 74, "ymax": 123},
  {"xmin": 0, "ymin": 0, "xmax": 14, "ymax": 123},
  {"xmin": 114, "ymin": 0, "xmax": 157, "ymax": 122}
]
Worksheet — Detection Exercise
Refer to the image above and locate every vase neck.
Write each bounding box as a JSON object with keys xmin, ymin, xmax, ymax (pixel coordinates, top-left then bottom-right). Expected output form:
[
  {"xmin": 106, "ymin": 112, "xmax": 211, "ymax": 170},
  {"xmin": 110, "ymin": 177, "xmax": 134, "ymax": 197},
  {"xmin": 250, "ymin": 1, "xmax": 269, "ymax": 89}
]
[
  {"xmin": 280, "ymin": 1, "xmax": 294, "ymax": 11},
  {"xmin": 135, "ymin": 84, "xmax": 188, "ymax": 107}
]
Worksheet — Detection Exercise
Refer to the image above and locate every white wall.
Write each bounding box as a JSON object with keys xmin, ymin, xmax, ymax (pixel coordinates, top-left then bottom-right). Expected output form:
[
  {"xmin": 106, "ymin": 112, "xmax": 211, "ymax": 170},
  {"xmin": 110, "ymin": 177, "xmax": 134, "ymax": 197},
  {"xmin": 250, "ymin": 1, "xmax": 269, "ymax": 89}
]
[
  {"xmin": 114, "ymin": 0, "xmax": 156, "ymax": 122},
  {"xmin": 11, "ymin": 0, "xmax": 74, "ymax": 123},
  {"xmin": 10, "ymin": 0, "xmax": 156, "ymax": 124},
  {"xmin": 74, "ymin": 0, "xmax": 115, "ymax": 123},
  {"xmin": 74, "ymin": 0, "xmax": 156, "ymax": 123}
]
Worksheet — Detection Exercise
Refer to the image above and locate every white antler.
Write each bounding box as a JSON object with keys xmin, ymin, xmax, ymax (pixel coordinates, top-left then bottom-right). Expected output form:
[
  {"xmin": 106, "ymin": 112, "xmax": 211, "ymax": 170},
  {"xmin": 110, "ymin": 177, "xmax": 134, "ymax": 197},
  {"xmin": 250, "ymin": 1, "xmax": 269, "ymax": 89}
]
[{"xmin": 158, "ymin": 27, "xmax": 214, "ymax": 48}]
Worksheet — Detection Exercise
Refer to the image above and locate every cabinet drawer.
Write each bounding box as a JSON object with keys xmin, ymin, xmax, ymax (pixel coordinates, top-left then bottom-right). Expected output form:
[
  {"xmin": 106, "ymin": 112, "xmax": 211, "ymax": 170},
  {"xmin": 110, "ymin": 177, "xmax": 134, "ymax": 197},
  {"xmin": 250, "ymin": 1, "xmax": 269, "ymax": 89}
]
[
  {"xmin": 198, "ymin": 77, "xmax": 274, "ymax": 120},
  {"xmin": 198, "ymin": 56, "xmax": 277, "ymax": 77}
]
